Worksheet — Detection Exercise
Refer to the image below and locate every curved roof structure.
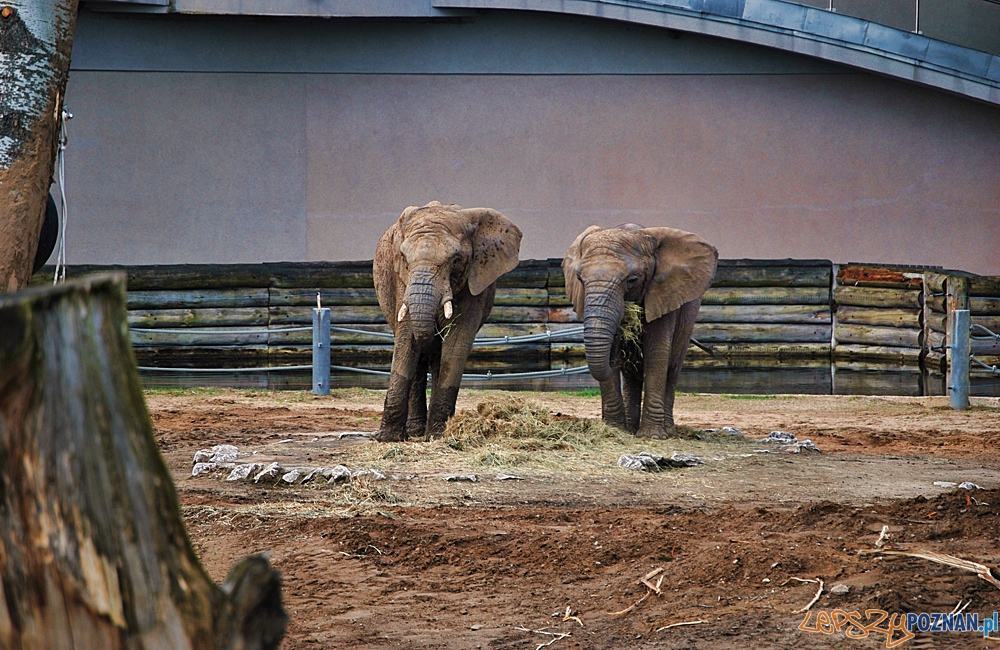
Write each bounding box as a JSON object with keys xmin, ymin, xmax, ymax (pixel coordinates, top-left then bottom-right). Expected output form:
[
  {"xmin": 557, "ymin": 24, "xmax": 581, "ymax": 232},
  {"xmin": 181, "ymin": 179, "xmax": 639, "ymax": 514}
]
[{"xmin": 112, "ymin": 0, "xmax": 999, "ymax": 105}]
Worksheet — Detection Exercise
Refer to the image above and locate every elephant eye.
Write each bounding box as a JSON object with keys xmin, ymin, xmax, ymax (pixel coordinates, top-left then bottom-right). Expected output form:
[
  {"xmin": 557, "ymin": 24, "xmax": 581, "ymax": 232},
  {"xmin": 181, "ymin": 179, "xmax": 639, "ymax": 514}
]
[{"xmin": 626, "ymin": 275, "xmax": 639, "ymax": 287}]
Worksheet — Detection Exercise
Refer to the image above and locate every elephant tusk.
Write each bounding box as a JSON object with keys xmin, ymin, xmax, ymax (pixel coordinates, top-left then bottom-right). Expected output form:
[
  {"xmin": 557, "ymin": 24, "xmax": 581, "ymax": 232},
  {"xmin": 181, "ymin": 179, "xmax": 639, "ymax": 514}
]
[
  {"xmin": 443, "ymin": 300, "xmax": 453, "ymax": 319},
  {"xmin": 397, "ymin": 304, "xmax": 408, "ymax": 322}
]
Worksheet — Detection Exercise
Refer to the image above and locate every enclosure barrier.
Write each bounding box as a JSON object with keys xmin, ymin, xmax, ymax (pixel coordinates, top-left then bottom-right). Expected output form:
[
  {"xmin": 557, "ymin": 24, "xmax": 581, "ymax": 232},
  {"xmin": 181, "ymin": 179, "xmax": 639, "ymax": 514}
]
[
  {"xmin": 949, "ymin": 310, "xmax": 1000, "ymax": 409},
  {"xmin": 31, "ymin": 260, "xmax": 1000, "ymax": 393}
]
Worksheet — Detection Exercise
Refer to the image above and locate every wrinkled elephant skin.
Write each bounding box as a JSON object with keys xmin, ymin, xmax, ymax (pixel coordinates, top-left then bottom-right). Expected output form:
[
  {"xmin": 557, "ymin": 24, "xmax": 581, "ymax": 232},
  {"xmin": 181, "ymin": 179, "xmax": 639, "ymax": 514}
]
[
  {"xmin": 562, "ymin": 224, "xmax": 718, "ymax": 438},
  {"xmin": 373, "ymin": 202, "xmax": 522, "ymax": 441}
]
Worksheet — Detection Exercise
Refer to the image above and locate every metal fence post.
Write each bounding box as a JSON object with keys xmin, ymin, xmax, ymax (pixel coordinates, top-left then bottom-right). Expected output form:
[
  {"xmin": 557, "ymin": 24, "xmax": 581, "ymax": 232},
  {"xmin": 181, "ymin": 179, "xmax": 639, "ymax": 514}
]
[
  {"xmin": 949, "ymin": 309, "xmax": 970, "ymax": 410},
  {"xmin": 313, "ymin": 307, "xmax": 331, "ymax": 395}
]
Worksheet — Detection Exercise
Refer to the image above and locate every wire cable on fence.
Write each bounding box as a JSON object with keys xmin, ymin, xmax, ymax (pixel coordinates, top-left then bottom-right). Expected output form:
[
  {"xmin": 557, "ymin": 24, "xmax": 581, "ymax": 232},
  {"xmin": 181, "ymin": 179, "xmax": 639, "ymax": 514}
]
[
  {"xmin": 129, "ymin": 325, "xmax": 585, "ymax": 344},
  {"xmin": 138, "ymin": 363, "xmax": 592, "ymax": 379}
]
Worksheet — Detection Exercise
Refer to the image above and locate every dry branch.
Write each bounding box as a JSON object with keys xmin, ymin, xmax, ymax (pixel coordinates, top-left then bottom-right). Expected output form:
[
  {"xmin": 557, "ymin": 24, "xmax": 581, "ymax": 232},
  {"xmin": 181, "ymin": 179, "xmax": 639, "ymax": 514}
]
[
  {"xmin": 859, "ymin": 547, "xmax": 1000, "ymax": 591},
  {"xmin": 789, "ymin": 577, "xmax": 825, "ymax": 614},
  {"xmin": 656, "ymin": 620, "xmax": 709, "ymax": 632}
]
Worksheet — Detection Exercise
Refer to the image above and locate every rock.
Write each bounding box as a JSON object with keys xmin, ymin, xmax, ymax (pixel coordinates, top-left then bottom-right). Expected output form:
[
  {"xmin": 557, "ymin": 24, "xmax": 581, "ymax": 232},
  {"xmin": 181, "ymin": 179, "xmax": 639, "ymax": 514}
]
[
  {"xmin": 666, "ymin": 452, "xmax": 706, "ymax": 467},
  {"xmin": 933, "ymin": 481, "xmax": 957, "ymax": 488},
  {"xmin": 762, "ymin": 431, "xmax": 797, "ymax": 445},
  {"xmin": 225, "ymin": 463, "xmax": 262, "ymax": 482},
  {"xmin": 784, "ymin": 439, "xmax": 821, "ymax": 453},
  {"xmin": 354, "ymin": 468, "xmax": 387, "ymax": 481},
  {"xmin": 327, "ymin": 465, "xmax": 355, "ymax": 483},
  {"xmin": 495, "ymin": 474, "xmax": 524, "ymax": 481},
  {"xmin": 281, "ymin": 469, "xmax": 302, "ymax": 484},
  {"xmin": 829, "ymin": 583, "xmax": 850, "ymax": 596},
  {"xmin": 300, "ymin": 467, "xmax": 325, "ymax": 483},
  {"xmin": 444, "ymin": 474, "xmax": 478, "ymax": 482},
  {"xmin": 254, "ymin": 462, "xmax": 282, "ymax": 483},
  {"xmin": 697, "ymin": 426, "xmax": 745, "ymax": 440},
  {"xmin": 959, "ymin": 481, "xmax": 984, "ymax": 490},
  {"xmin": 191, "ymin": 462, "xmax": 217, "ymax": 477},
  {"xmin": 193, "ymin": 444, "xmax": 239, "ymax": 464},
  {"xmin": 617, "ymin": 452, "xmax": 664, "ymax": 471}
]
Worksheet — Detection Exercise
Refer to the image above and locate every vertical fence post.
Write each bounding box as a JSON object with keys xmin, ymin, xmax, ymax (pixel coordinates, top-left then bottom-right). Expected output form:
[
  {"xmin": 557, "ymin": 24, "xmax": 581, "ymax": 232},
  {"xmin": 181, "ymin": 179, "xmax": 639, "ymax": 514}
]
[
  {"xmin": 313, "ymin": 307, "xmax": 331, "ymax": 395},
  {"xmin": 949, "ymin": 309, "xmax": 970, "ymax": 410}
]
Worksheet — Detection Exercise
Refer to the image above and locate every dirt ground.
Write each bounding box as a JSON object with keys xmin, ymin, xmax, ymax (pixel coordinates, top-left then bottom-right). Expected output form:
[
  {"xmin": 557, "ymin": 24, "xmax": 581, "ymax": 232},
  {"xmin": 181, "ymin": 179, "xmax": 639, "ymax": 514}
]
[{"xmin": 148, "ymin": 388, "xmax": 1000, "ymax": 649}]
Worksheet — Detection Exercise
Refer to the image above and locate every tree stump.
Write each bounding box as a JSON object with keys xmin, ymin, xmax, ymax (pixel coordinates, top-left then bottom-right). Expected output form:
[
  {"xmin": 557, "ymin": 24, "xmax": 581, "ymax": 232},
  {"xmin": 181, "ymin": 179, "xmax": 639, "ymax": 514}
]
[{"xmin": 0, "ymin": 273, "xmax": 287, "ymax": 649}]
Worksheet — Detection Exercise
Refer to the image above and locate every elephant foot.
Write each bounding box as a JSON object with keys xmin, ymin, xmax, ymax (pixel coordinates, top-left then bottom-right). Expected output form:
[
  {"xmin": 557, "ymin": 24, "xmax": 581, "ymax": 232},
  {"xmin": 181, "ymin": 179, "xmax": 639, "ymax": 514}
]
[
  {"xmin": 602, "ymin": 416, "xmax": 629, "ymax": 432},
  {"xmin": 406, "ymin": 419, "xmax": 426, "ymax": 440},
  {"xmin": 374, "ymin": 426, "xmax": 408, "ymax": 442},
  {"xmin": 635, "ymin": 424, "xmax": 674, "ymax": 440},
  {"xmin": 423, "ymin": 420, "xmax": 447, "ymax": 441}
]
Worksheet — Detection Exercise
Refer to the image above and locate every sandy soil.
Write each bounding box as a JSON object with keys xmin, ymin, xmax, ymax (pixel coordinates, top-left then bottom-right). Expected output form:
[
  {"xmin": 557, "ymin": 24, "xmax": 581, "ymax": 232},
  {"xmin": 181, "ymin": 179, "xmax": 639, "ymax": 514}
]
[{"xmin": 149, "ymin": 388, "xmax": 1000, "ymax": 649}]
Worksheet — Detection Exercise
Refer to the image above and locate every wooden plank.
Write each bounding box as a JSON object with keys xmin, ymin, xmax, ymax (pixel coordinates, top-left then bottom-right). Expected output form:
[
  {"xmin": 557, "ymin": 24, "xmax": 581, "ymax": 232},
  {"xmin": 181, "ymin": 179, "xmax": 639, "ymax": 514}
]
[
  {"xmin": 836, "ymin": 306, "xmax": 921, "ymax": 329},
  {"xmin": 696, "ymin": 304, "xmax": 831, "ymax": 324},
  {"xmin": 927, "ymin": 295, "xmax": 946, "ymax": 314},
  {"xmin": 833, "ymin": 344, "xmax": 922, "ymax": 365},
  {"xmin": 133, "ymin": 347, "xmax": 270, "ymax": 367},
  {"xmin": 31, "ymin": 265, "xmax": 126, "ymax": 286},
  {"xmin": 128, "ymin": 264, "xmax": 270, "ymax": 290},
  {"xmin": 548, "ymin": 292, "xmax": 572, "ymax": 308},
  {"xmin": 494, "ymin": 288, "xmax": 549, "ymax": 306},
  {"xmin": 836, "ymin": 266, "xmax": 923, "ymax": 289},
  {"xmin": 547, "ymin": 306, "xmax": 580, "ymax": 323},
  {"xmin": 834, "ymin": 323, "xmax": 921, "ymax": 348},
  {"xmin": 267, "ymin": 261, "xmax": 375, "ymax": 289},
  {"xmin": 928, "ymin": 313, "xmax": 947, "ymax": 334},
  {"xmin": 927, "ymin": 329, "xmax": 946, "ymax": 351},
  {"xmin": 925, "ymin": 271, "xmax": 950, "ymax": 295},
  {"xmin": 972, "ymin": 297, "xmax": 1000, "ymax": 316},
  {"xmin": 703, "ymin": 286, "xmax": 830, "ymax": 305},
  {"xmin": 834, "ymin": 286, "xmax": 922, "ymax": 309},
  {"xmin": 552, "ymin": 342, "xmax": 832, "ymax": 360},
  {"xmin": 126, "ymin": 289, "xmax": 269, "ymax": 310},
  {"xmin": 691, "ymin": 323, "xmax": 830, "ymax": 344},
  {"xmin": 718, "ymin": 258, "xmax": 831, "ymax": 268},
  {"xmin": 485, "ymin": 306, "xmax": 551, "ymax": 323},
  {"xmin": 548, "ymin": 265, "xmax": 566, "ymax": 288},
  {"xmin": 270, "ymin": 287, "xmax": 379, "ymax": 307},
  {"xmin": 131, "ymin": 328, "xmax": 271, "ymax": 347},
  {"xmin": 971, "ymin": 339, "xmax": 1000, "ymax": 356},
  {"xmin": 496, "ymin": 261, "xmax": 550, "ymax": 288},
  {"xmin": 711, "ymin": 263, "xmax": 831, "ymax": 288},
  {"xmin": 972, "ymin": 315, "xmax": 1000, "ymax": 334},
  {"xmin": 128, "ymin": 307, "xmax": 269, "ymax": 328},
  {"xmin": 269, "ymin": 305, "xmax": 387, "ymax": 325},
  {"xmin": 970, "ymin": 276, "xmax": 1000, "ymax": 297}
]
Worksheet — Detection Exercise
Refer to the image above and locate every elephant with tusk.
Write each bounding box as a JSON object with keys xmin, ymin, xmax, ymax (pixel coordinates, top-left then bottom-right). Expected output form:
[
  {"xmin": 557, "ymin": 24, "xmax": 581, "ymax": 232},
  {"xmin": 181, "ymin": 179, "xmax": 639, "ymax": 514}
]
[
  {"xmin": 562, "ymin": 224, "xmax": 718, "ymax": 438},
  {"xmin": 373, "ymin": 201, "xmax": 522, "ymax": 441}
]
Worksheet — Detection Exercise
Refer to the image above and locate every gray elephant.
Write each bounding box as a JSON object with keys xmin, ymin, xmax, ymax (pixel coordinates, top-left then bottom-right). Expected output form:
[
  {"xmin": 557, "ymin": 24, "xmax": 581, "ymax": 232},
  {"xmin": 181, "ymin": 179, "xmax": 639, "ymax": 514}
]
[
  {"xmin": 373, "ymin": 201, "xmax": 522, "ymax": 441},
  {"xmin": 562, "ymin": 224, "xmax": 718, "ymax": 438}
]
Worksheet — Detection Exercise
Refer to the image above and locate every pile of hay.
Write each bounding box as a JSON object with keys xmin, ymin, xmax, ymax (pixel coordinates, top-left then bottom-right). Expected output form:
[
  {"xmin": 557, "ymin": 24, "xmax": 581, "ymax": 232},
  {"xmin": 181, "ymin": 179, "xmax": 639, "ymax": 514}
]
[
  {"xmin": 617, "ymin": 301, "xmax": 645, "ymax": 373},
  {"xmin": 443, "ymin": 395, "xmax": 629, "ymax": 463}
]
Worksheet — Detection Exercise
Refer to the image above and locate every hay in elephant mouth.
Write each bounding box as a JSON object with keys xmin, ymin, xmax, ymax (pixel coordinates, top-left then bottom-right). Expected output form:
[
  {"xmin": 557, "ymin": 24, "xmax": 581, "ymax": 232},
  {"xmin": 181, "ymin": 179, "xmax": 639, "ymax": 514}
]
[{"xmin": 616, "ymin": 301, "xmax": 645, "ymax": 372}]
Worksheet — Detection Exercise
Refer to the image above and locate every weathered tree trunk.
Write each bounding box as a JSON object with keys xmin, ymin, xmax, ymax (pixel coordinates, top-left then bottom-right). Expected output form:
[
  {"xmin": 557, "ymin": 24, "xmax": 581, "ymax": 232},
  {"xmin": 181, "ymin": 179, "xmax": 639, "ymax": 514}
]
[
  {"xmin": 0, "ymin": 273, "xmax": 287, "ymax": 649},
  {"xmin": 0, "ymin": 0, "xmax": 78, "ymax": 292}
]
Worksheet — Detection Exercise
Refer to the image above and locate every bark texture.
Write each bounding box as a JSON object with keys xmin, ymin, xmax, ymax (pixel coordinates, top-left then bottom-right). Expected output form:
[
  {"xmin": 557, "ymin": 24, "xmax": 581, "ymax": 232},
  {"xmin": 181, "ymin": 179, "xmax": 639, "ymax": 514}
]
[
  {"xmin": 0, "ymin": 0, "xmax": 78, "ymax": 292},
  {"xmin": 0, "ymin": 273, "xmax": 287, "ymax": 649}
]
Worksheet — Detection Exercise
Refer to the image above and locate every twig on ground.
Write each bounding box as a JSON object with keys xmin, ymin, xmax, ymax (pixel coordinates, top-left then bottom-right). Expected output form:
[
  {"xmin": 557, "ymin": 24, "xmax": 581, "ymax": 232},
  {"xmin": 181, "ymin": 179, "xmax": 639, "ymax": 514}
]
[
  {"xmin": 789, "ymin": 577, "xmax": 824, "ymax": 614},
  {"xmin": 607, "ymin": 590, "xmax": 651, "ymax": 616},
  {"xmin": 561, "ymin": 606, "xmax": 583, "ymax": 627},
  {"xmin": 656, "ymin": 620, "xmax": 709, "ymax": 632},
  {"xmin": 607, "ymin": 567, "xmax": 666, "ymax": 616},
  {"xmin": 513, "ymin": 627, "xmax": 571, "ymax": 650},
  {"xmin": 950, "ymin": 600, "xmax": 971, "ymax": 616},
  {"xmin": 859, "ymin": 547, "xmax": 1000, "ymax": 591},
  {"xmin": 875, "ymin": 525, "xmax": 890, "ymax": 548}
]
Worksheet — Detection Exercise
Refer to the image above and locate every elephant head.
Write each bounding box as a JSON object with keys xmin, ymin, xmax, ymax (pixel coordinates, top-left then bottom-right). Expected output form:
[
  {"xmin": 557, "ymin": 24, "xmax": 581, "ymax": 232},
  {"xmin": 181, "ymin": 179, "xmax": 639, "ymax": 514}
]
[
  {"xmin": 379, "ymin": 201, "xmax": 522, "ymax": 344},
  {"xmin": 562, "ymin": 225, "xmax": 718, "ymax": 382}
]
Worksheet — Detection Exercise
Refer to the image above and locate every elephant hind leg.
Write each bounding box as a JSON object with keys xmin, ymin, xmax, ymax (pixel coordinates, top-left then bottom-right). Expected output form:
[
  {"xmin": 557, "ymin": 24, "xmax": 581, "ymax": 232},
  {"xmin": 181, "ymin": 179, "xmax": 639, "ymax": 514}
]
[
  {"xmin": 661, "ymin": 299, "xmax": 700, "ymax": 429},
  {"xmin": 622, "ymin": 370, "xmax": 642, "ymax": 434}
]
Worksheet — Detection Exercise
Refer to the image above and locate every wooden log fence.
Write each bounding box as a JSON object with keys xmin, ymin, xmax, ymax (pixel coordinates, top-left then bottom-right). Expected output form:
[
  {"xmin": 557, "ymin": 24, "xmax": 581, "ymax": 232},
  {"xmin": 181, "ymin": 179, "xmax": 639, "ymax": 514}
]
[{"xmin": 30, "ymin": 259, "xmax": 1000, "ymax": 391}]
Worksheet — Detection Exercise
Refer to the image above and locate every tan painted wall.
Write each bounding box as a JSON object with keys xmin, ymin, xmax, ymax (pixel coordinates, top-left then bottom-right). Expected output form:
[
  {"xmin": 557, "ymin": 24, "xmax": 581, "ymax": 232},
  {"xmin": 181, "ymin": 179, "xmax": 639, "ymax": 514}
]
[
  {"xmin": 63, "ymin": 70, "xmax": 1000, "ymax": 274},
  {"xmin": 305, "ymin": 73, "xmax": 1000, "ymax": 274}
]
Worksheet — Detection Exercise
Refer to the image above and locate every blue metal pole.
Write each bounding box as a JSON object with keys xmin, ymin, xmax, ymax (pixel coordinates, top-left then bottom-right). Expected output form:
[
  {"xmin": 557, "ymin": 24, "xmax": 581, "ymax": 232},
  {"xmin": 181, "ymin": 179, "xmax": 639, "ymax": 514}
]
[
  {"xmin": 313, "ymin": 307, "xmax": 331, "ymax": 395},
  {"xmin": 949, "ymin": 309, "xmax": 970, "ymax": 410}
]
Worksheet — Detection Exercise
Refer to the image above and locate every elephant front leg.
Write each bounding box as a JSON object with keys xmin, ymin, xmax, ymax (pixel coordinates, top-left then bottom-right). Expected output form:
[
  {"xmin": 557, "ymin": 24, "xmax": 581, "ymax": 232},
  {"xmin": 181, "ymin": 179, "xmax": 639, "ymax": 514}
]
[
  {"xmin": 425, "ymin": 308, "xmax": 482, "ymax": 440},
  {"xmin": 621, "ymin": 370, "xmax": 642, "ymax": 434},
  {"xmin": 406, "ymin": 353, "xmax": 429, "ymax": 439},
  {"xmin": 599, "ymin": 372, "xmax": 627, "ymax": 431},
  {"xmin": 636, "ymin": 314, "xmax": 677, "ymax": 439},
  {"xmin": 375, "ymin": 336, "xmax": 419, "ymax": 442}
]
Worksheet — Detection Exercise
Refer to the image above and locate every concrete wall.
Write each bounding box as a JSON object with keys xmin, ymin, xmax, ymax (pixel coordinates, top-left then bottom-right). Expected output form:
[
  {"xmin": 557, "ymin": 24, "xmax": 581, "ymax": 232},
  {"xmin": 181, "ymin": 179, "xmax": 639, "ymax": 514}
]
[{"xmin": 61, "ymin": 10, "xmax": 1000, "ymax": 273}]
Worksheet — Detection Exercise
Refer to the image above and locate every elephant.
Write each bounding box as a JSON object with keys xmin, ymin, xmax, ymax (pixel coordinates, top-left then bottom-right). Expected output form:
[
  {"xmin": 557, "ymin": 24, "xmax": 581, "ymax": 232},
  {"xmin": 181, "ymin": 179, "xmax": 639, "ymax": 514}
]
[
  {"xmin": 562, "ymin": 224, "xmax": 718, "ymax": 438},
  {"xmin": 373, "ymin": 201, "xmax": 522, "ymax": 441}
]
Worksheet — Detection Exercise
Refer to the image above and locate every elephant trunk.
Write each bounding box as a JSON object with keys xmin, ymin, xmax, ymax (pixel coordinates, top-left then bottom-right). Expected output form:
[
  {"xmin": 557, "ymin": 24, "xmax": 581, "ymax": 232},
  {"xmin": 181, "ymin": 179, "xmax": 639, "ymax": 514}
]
[
  {"xmin": 583, "ymin": 282, "xmax": 625, "ymax": 383},
  {"xmin": 404, "ymin": 269, "xmax": 444, "ymax": 345}
]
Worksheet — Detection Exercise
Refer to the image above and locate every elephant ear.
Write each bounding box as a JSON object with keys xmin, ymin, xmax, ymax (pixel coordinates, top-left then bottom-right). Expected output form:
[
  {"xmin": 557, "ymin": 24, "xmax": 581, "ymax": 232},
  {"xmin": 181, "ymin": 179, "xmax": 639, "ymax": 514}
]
[
  {"xmin": 462, "ymin": 208, "xmax": 523, "ymax": 296},
  {"xmin": 562, "ymin": 225, "xmax": 602, "ymax": 319},
  {"xmin": 373, "ymin": 209, "xmax": 410, "ymax": 324},
  {"xmin": 643, "ymin": 227, "xmax": 718, "ymax": 323}
]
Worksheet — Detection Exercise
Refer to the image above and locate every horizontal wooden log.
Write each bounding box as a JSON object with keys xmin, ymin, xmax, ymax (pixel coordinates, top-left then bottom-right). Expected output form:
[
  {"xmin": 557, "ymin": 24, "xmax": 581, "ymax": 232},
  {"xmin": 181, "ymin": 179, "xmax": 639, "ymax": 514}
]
[
  {"xmin": 719, "ymin": 258, "xmax": 831, "ymax": 268},
  {"xmin": 927, "ymin": 329, "xmax": 946, "ymax": 350},
  {"xmin": 834, "ymin": 286, "xmax": 922, "ymax": 309},
  {"xmin": 548, "ymin": 266, "xmax": 566, "ymax": 288},
  {"xmin": 833, "ymin": 344, "xmax": 922, "ymax": 365},
  {"xmin": 697, "ymin": 304, "xmax": 831, "ymax": 324},
  {"xmin": 971, "ymin": 297, "xmax": 1000, "ymax": 316},
  {"xmin": 133, "ymin": 347, "xmax": 270, "ymax": 367},
  {"xmin": 835, "ymin": 323, "xmax": 921, "ymax": 348},
  {"xmin": 833, "ymin": 367, "xmax": 924, "ymax": 395},
  {"xmin": 547, "ymin": 306, "xmax": 580, "ymax": 323},
  {"xmin": 971, "ymin": 276, "xmax": 1000, "ymax": 297},
  {"xmin": 702, "ymin": 286, "xmax": 830, "ymax": 305},
  {"xmin": 269, "ymin": 305, "xmax": 387, "ymax": 325},
  {"xmin": 924, "ymin": 351, "xmax": 946, "ymax": 373},
  {"xmin": 131, "ymin": 329, "xmax": 271, "ymax": 347},
  {"xmin": 926, "ymin": 295, "xmax": 946, "ymax": 314},
  {"xmin": 836, "ymin": 306, "xmax": 921, "ymax": 329},
  {"xmin": 549, "ymin": 292, "xmax": 572, "ymax": 308},
  {"xmin": 972, "ymin": 315, "xmax": 1000, "ymax": 335},
  {"xmin": 127, "ymin": 289, "xmax": 270, "ymax": 310},
  {"xmin": 494, "ymin": 288, "xmax": 549, "ymax": 306},
  {"xmin": 711, "ymin": 262, "xmax": 831, "ymax": 288},
  {"xmin": 971, "ymin": 338, "xmax": 1000, "ymax": 356},
  {"xmin": 925, "ymin": 272, "xmax": 949, "ymax": 295},
  {"xmin": 130, "ymin": 264, "xmax": 270, "ymax": 290},
  {"xmin": 686, "ymin": 343, "xmax": 831, "ymax": 359},
  {"xmin": 270, "ymin": 287, "xmax": 378, "ymax": 307},
  {"xmin": 128, "ymin": 307, "xmax": 270, "ymax": 328},
  {"xmin": 485, "ymin": 306, "xmax": 551, "ymax": 323},
  {"xmin": 265, "ymin": 262, "xmax": 374, "ymax": 289},
  {"xmin": 496, "ymin": 261, "xmax": 551, "ymax": 288},
  {"xmin": 692, "ymin": 322, "xmax": 830, "ymax": 344},
  {"xmin": 837, "ymin": 266, "xmax": 923, "ymax": 289}
]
